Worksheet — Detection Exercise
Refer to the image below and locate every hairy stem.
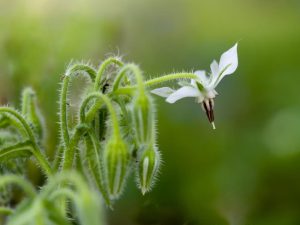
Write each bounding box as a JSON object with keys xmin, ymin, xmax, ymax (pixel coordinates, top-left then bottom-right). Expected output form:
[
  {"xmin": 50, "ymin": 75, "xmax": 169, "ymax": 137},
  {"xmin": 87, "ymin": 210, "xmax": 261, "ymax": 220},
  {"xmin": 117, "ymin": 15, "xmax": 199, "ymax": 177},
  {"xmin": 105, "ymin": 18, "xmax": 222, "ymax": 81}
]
[
  {"xmin": 113, "ymin": 73, "xmax": 198, "ymax": 95},
  {"xmin": 59, "ymin": 64, "xmax": 97, "ymax": 146},
  {"xmin": 94, "ymin": 57, "xmax": 124, "ymax": 91},
  {"xmin": 0, "ymin": 107, "xmax": 52, "ymax": 176},
  {"xmin": 0, "ymin": 175, "xmax": 36, "ymax": 197},
  {"xmin": 59, "ymin": 76, "xmax": 71, "ymax": 146},
  {"xmin": 61, "ymin": 127, "xmax": 83, "ymax": 171},
  {"xmin": 112, "ymin": 63, "xmax": 145, "ymax": 95},
  {"xmin": 80, "ymin": 93, "xmax": 120, "ymax": 138}
]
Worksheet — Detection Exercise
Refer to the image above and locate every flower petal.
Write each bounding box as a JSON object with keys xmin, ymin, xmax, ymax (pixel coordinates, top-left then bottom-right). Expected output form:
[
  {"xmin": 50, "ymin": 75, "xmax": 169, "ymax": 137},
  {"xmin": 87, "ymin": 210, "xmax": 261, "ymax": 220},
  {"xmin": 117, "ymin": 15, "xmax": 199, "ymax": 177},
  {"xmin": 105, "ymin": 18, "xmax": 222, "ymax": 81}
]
[
  {"xmin": 213, "ymin": 43, "xmax": 238, "ymax": 87},
  {"xmin": 193, "ymin": 70, "xmax": 210, "ymax": 87},
  {"xmin": 151, "ymin": 87, "xmax": 175, "ymax": 98},
  {"xmin": 166, "ymin": 86, "xmax": 200, "ymax": 104},
  {"xmin": 210, "ymin": 60, "xmax": 219, "ymax": 77}
]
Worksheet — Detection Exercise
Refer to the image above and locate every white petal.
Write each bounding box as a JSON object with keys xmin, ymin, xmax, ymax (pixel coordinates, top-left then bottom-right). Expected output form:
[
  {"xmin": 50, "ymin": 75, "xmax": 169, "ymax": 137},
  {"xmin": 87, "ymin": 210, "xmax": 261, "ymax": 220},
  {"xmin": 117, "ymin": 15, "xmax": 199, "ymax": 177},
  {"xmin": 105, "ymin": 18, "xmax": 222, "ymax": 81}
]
[
  {"xmin": 214, "ymin": 43, "xmax": 238, "ymax": 87},
  {"xmin": 166, "ymin": 86, "xmax": 200, "ymax": 104},
  {"xmin": 193, "ymin": 70, "xmax": 210, "ymax": 87},
  {"xmin": 210, "ymin": 60, "xmax": 219, "ymax": 77},
  {"xmin": 151, "ymin": 87, "xmax": 175, "ymax": 98}
]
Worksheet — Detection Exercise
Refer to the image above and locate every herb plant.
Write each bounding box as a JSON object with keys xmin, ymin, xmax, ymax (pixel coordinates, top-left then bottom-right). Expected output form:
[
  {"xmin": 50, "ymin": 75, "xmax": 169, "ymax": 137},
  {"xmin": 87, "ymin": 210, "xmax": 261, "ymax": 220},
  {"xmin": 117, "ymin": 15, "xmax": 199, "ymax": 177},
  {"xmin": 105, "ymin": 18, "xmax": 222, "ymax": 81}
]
[{"xmin": 0, "ymin": 43, "xmax": 238, "ymax": 225}]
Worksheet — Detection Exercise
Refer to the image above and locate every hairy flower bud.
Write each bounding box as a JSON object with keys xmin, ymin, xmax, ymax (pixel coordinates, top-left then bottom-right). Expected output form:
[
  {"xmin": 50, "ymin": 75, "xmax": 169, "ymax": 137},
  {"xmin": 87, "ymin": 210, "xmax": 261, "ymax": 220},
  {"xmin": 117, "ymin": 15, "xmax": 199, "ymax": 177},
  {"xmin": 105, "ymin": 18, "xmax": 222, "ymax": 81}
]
[
  {"xmin": 104, "ymin": 137, "xmax": 130, "ymax": 199},
  {"xmin": 136, "ymin": 145, "xmax": 161, "ymax": 195},
  {"xmin": 21, "ymin": 87, "xmax": 45, "ymax": 140},
  {"xmin": 132, "ymin": 94, "xmax": 154, "ymax": 144}
]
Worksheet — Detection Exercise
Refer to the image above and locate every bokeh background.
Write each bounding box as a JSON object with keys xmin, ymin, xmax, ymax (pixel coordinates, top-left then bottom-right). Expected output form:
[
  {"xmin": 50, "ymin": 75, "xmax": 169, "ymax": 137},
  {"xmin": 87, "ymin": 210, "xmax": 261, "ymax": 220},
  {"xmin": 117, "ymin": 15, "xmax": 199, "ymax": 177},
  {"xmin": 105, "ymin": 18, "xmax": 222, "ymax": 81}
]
[{"xmin": 1, "ymin": 0, "xmax": 300, "ymax": 224}]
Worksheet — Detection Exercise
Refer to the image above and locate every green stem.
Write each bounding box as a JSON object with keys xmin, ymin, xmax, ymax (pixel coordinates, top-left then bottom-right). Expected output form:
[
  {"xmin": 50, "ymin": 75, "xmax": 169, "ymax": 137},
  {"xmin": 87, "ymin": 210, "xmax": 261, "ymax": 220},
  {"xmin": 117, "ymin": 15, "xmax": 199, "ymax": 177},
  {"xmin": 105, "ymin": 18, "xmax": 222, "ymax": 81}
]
[
  {"xmin": 94, "ymin": 57, "xmax": 124, "ymax": 91},
  {"xmin": 60, "ymin": 64, "xmax": 97, "ymax": 146},
  {"xmin": 112, "ymin": 64, "xmax": 145, "ymax": 94},
  {"xmin": 32, "ymin": 146, "xmax": 53, "ymax": 176},
  {"xmin": 66, "ymin": 64, "xmax": 97, "ymax": 81},
  {"xmin": 0, "ymin": 175, "xmax": 36, "ymax": 197},
  {"xmin": 42, "ymin": 172, "xmax": 87, "ymax": 197},
  {"xmin": 145, "ymin": 73, "xmax": 197, "ymax": 86},
  {"xmin": 0, "ymin": 107, "xmax": 52, "ymax": 176},
  {"xmin": 49, "ymin": 188, "xmax": 77, "ymax": 202},
  {"xmin": 80, "ymin": 93, "xmax": 120, "ymax": 138},
  {"xmin": 53, "ymin": 145, "xmax": 64, "ymax": 172},
  {"xmin": 61, "ymin": 128, "xmax": 82, "ymax": 171},
  {"xmin": 113, "ymin": 73, "xmax": 198, "ymax": 95},
  {"xmin": 60, "ymin": 76, "xmax": 70, "ymax": 146}
]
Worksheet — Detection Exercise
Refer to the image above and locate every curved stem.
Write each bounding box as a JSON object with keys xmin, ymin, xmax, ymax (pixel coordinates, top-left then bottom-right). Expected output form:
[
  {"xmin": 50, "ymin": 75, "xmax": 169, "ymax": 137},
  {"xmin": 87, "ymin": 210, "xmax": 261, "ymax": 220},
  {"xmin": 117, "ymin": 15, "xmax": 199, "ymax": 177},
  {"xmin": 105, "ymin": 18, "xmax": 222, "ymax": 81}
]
[
  {"xmin": 80, "ymin": 93, "xmax": 120, "ymax": 138},
  {"xmin": 0, "ymin": 108, "xmax": 35, "ymax": 142},
  {"xmin": 0, "ymin": 175, "xmax": 36, "ymax": 197},
  {"xmin": 94, "ymin": 57, "xmax": 124, "ymax": 91},
  {"xmin": 60, "ymin": 64, "xmax": 97, "ymax": 147},
  {"xmin": 66, "ymin": 64, "xmax": 97, "ymax": 81},
  {"xmin": 42, "ymin": 172, "xmax": 87, "ymax": 197},
  {"xmin": 0, "ymin": 107, "xmax": 52, "ymax": 176},
  {"xmin": 49, "ymin": 188, "xmax": 77, "ymax": 202},
  {"xmin": 112, "ymin": 64, "xmax": 145, "ymax": 94},
  {"xmin": 32, "ymin": 146, "xmax": 53, "ymax": 176},
  {"xmin": 113, "ymin": 73, "xmax": 198, "ymax": 95}
]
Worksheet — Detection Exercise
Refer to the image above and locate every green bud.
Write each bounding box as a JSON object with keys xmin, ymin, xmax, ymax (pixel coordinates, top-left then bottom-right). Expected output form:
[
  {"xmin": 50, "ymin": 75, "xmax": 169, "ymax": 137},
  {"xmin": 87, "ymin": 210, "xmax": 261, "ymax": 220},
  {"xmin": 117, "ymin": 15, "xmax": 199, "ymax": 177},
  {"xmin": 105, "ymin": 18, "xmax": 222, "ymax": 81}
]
[
  {"xmin": 104, "ymin": 137, "xmax": 130, "ymax": 199},
  {"xmin": 132, "ymin": 94, "xmax": 154, "ymax": 144},
  {"xmin": 21, "ymin": 87, "xmax": 45, "ymax": 140},
  {"xmin": 137, "ymin": 144, "xmax": 161, "ymax": 195}
]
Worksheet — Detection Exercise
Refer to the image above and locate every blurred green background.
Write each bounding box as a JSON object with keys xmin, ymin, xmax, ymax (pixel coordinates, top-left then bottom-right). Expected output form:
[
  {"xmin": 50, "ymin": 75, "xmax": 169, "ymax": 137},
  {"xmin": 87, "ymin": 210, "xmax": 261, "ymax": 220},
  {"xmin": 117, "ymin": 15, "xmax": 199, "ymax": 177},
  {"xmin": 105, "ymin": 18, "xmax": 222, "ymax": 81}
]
[{"xmin": 1, "ymin": 0, "xmax": 300, "ymax": 224}]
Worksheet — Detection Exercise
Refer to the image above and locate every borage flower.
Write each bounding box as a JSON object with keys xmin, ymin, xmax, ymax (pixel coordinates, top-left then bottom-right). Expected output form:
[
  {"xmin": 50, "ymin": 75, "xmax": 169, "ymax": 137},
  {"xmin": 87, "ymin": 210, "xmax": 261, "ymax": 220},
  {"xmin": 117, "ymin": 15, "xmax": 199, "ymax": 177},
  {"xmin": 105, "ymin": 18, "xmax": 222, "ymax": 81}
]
[{"xmin": 151, "ymin": 43, "xmax": 238, "ymax": 129}]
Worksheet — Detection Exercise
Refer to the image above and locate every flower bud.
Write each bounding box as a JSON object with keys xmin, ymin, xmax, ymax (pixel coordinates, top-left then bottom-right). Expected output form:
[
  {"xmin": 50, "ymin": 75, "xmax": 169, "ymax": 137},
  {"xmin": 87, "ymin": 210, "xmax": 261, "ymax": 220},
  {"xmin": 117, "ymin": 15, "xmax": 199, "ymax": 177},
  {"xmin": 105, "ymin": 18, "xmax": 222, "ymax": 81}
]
[
  {"xmin": 136, "ymin": 144, "xmax": 161, "ymax": 195},
  {"xmin": 21, "ymin": 87, "xmax": 45, "ymax": 140},
  {"xmin": 104, "ymin": 137, "xmax": 130, "ymax": 199},
  {"xmin": 132, "ymin": 94, "xmax": 154, "ymax": 144}
]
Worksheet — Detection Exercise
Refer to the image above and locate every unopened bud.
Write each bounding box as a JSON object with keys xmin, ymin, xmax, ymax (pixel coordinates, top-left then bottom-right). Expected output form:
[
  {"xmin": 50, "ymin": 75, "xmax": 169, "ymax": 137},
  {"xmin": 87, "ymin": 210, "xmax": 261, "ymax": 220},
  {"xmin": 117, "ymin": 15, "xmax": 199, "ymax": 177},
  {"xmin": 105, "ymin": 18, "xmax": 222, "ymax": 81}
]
[
  {"xmin": 132, "ymin": 95, "xmax": 154, "ymax": 144},
  {"xmin": 136, "ymin": 144, "xmax": 161, "ymax": 195},
  {"xmin": 104, "ymin": 137, "xmax": 129, "ymax": 199},
  {"xmin": 21, "ymin": 87, "xmax": 45, "ymax": 139}
]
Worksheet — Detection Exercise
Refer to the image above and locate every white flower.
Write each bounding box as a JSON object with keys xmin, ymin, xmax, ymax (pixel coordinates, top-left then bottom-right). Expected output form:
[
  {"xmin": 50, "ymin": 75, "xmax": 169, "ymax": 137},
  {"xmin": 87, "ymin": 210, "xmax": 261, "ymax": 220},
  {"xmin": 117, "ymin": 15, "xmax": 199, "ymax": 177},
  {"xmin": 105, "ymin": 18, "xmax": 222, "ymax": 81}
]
[{"xmin": 151, "ymin": 43, "xmax": 238, "ymax": 129}]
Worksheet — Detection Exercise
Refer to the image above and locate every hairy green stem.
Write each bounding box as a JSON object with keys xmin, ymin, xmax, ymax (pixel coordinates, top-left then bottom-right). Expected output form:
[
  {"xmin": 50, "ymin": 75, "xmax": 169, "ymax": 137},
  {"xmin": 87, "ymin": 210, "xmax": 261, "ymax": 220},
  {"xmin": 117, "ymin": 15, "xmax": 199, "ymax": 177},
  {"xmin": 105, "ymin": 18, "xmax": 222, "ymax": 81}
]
[
  {"xmin": 42, "ymin": 172, "xmax": 88, "ymax": 197},
  {"xmin": 113, "ymin": 73, "xmax": 198, "ymax": 95},
  {"xmin": 112, "ymin": 64, "xmax": 145, "ymax": 95},
  {"xmin": 59, "ymin": 64, "xmax": 97, "ymax": 146},
  {"xmin": 0, "ymin": 107, "xmax": 52, "ymax": 176},
  {"xmin": 66, "ymin": 64, "xmax": 97, "ymax": 81},
  {"xmin": 94, "ymin": 57, "xmax": 124, "ymax": 91},
  {"xmin": 0, "ymin": 175, "xmax": 36, "ymax": 197},
  {"xmin": 61, "ymin": 128, "xmax": 82, "ymax": 171},
  {"xmin": 59, "ymin": 76, "xmax": 71, "ymax": 146},
  {"xmin": 79, "ymin": 93, "xmax": 120, "ymax": 138}
]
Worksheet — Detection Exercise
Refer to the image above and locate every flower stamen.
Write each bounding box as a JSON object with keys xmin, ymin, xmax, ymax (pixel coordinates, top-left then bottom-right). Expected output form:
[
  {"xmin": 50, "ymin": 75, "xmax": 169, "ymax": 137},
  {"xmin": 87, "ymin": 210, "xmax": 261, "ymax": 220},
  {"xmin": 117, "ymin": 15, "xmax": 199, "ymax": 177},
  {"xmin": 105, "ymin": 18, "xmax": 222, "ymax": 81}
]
[{"xmin": 202, "ymin": 99, "xmax": 216, "ymax": 129}]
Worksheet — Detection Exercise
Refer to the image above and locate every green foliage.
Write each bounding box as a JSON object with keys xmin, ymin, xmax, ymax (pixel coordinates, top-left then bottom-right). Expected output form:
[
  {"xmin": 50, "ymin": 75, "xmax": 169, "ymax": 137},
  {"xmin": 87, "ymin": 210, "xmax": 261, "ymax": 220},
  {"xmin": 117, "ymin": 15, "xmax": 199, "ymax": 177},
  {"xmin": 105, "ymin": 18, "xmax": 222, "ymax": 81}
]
[{"xmin": 0, "ymin": 57, "xmax": 196, "ymax": 224}]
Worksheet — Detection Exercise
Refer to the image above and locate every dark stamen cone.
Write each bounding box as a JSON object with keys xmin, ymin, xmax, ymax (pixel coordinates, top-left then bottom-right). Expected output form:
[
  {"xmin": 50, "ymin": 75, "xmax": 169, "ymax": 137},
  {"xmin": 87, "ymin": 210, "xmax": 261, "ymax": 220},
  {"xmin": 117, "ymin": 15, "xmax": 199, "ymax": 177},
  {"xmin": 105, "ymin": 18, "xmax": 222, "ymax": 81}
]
[
  {"xmin": 202, "ymin": 101, "xmax": 212, "ymax": 122},
  {"xmin": 202, "ymin": 100, "xmax": 216, "ymax": 129}
]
